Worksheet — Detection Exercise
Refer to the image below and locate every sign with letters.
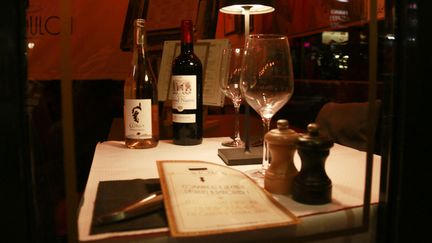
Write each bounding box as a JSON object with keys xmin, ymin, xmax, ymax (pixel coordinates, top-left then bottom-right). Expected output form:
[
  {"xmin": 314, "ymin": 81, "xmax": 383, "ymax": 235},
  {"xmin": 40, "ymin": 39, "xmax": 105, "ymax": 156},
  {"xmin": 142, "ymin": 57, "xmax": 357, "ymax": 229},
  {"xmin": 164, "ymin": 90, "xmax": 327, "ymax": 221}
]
[{"xmin": 26, "ymin": 0, "xmax": 132, "ymax": 80}]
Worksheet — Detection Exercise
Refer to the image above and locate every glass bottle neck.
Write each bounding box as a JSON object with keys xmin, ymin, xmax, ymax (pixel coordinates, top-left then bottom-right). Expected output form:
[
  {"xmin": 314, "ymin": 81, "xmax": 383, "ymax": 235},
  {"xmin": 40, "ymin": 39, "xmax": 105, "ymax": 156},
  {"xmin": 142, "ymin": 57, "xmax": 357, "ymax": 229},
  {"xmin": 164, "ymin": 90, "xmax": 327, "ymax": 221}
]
[
  {"xmin": 181, "ymin": 43, "xmax": 193, "ymax": 54},
  {"xmin": 133, "ymin": 20, "xmax": 147, "ymax": 65},
  {"xmin": 133, "ymin": 43, "xmax": 146, "ymax": 67},
  {"xmin": 181, "ymin": 20, "xmax": 194, "ymax": 54}
]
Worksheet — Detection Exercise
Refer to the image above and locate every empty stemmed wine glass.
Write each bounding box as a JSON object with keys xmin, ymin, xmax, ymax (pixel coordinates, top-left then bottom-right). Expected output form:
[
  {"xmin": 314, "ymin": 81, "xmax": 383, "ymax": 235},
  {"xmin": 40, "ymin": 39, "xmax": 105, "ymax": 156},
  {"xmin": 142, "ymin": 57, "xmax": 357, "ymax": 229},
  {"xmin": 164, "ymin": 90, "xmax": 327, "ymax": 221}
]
[
  {"xmin": 219, "ymin": 48, "xmax": 245, "ymax": 147},
  {"xmin": 240, "ymin": 34, "xmax": 294, "ymax": 180}
]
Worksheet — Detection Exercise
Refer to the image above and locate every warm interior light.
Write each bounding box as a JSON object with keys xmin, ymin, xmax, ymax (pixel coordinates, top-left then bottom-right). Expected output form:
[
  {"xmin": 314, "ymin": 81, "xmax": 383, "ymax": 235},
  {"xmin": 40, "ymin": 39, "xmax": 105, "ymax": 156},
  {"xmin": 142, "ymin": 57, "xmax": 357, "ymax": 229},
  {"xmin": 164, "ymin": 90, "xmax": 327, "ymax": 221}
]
[
  {"xmin": 28, "ymin": 42, "xmax": 35, "ymax": 49},
  {"xmin": 322, "ymin": 31, "xmax": 349, "ymax": 45},
  {"xmin": 219, "ymin": 4, "xmax": 274, "ymax": 15},
  {"xmin": 218, "ymin": 1, "xmax": 275, "ymax": 39}
]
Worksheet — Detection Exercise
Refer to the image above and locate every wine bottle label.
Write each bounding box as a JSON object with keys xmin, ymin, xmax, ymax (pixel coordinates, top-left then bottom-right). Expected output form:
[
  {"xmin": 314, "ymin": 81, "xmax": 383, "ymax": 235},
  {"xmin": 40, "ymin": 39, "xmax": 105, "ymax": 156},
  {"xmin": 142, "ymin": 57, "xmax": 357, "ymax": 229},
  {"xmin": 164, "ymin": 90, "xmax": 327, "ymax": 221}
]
[
  {"xmin": 172, "ymin": 113, "xmax": 196, "ymax": 123},
  {"xmin": 171, "ymin": 75, "xmax": 197, "ymax": 112},
  {"xmin": 124, "ymin": 99, "xmax": 152, "ymax": 139}
]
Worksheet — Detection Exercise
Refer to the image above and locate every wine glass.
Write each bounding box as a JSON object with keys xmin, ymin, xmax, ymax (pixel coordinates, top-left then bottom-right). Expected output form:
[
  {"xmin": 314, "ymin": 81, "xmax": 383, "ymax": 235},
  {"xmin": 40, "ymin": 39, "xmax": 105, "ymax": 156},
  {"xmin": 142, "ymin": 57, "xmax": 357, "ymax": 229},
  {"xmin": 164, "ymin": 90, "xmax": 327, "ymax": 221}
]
[
  {"xmin": 240, "ymin": 34, "xmax": 294, "ymax": 180},
  {"xmin": 219, "ymin": 48, "xmax": 245, "ymax": 147}
]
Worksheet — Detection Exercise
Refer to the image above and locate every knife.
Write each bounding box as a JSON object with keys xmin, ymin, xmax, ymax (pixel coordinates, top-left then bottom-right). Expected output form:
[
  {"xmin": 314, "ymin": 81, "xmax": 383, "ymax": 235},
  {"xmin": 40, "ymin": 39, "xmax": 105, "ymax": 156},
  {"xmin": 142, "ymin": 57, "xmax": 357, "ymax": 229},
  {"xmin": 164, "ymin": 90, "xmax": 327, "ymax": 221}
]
[{"xmin": 95, "ymin": 191, "xmax": 164, "ymax": 226}]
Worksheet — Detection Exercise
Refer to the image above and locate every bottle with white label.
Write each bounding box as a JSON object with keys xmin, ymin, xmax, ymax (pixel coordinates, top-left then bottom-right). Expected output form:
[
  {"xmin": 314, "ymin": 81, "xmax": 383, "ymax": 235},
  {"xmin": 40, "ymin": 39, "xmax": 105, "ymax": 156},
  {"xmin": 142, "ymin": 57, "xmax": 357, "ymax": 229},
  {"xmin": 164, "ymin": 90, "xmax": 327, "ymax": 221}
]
[
  {"xmin": 124, "ymin": 19, "xmax": 159, "ymax": 148},
  {"xmin": 171, "ymin": 19, "xmax": 203, "ymax": 145}
]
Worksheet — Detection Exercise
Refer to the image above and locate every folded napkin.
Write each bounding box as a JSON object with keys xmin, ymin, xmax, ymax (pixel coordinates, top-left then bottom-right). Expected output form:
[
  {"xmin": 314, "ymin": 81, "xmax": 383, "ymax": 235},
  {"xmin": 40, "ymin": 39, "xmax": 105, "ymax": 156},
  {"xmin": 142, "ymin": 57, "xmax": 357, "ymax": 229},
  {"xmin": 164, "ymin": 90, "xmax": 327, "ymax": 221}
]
[{"xmin": 90, "ymin": 178, "xmax": 167, "ymax": 235}]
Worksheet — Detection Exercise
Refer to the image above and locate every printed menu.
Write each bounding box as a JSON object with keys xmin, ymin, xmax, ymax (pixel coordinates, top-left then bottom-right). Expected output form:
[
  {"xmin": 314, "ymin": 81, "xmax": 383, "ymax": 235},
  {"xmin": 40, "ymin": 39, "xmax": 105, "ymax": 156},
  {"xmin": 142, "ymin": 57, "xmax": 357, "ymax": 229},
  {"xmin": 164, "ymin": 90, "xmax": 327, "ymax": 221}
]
[
  {"xmin": 157, "ymin": 160, "xmax": 299, "ymax": 237},
  {"xmin": 157, "ymin": 39, "xmax": 229, "ymax": 107}
]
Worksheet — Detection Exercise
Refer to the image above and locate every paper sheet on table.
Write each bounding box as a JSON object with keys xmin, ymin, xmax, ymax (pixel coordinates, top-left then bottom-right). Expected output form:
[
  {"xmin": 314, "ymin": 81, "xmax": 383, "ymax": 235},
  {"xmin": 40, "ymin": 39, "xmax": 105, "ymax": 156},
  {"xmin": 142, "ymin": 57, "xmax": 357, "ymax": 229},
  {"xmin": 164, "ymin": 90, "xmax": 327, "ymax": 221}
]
[{"xmin": 157, "ymin": 160, "xmax": 299, "ymax": 237}]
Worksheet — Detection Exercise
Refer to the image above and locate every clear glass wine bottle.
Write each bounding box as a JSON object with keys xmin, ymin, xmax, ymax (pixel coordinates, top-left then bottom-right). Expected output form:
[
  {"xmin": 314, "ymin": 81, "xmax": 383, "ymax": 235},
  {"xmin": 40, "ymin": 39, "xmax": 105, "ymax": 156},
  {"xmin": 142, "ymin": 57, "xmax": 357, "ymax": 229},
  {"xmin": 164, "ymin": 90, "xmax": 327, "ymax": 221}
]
[{"xmin": 123, "ymin": 19, "xmax": 159, "ymax": 149}]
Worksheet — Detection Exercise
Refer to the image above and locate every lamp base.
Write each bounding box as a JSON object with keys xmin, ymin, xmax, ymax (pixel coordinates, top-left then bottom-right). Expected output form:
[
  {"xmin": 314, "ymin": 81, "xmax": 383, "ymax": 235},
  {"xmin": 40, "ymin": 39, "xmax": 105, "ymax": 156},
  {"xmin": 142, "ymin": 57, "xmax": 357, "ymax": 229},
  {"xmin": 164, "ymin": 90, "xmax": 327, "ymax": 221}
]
[{"xmin": 218, "ymin": 147, "xmax": 262, "ymax": 166}]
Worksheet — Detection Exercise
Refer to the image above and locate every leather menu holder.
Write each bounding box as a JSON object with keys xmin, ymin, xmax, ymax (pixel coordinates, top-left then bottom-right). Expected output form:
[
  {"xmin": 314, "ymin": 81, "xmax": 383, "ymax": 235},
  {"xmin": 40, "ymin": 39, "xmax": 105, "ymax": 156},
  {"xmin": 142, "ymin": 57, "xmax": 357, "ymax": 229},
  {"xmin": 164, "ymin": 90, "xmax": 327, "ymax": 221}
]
[{"xmin": 90, "ymin": 178, "xmax": 167, "ymax": 235}]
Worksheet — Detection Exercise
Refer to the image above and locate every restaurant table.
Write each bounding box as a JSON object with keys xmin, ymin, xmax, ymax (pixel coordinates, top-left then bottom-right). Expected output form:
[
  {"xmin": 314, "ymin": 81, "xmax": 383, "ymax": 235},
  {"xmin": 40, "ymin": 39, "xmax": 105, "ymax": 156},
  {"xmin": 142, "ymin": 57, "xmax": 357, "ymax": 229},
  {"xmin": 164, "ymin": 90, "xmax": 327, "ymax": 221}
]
[{"xmin": 78, "ymin": 137, "xmax": 381, "ymax": 242}]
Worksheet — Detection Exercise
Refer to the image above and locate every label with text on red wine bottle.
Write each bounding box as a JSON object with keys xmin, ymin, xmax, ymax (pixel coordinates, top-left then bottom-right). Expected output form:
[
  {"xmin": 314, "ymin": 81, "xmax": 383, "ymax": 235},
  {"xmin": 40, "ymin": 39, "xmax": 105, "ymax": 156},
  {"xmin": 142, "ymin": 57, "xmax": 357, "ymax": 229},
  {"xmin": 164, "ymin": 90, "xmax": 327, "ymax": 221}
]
[
  {"xmin": 171, "ymin": 75, "xmax": 197, "ymax": 112},
  {"xmin": 172, "ymin": 113, "xmax": 196, "ymax": 123},
  {"xmin": 124, "ymin": 99, "xmax": 152, "ymax": 139}
]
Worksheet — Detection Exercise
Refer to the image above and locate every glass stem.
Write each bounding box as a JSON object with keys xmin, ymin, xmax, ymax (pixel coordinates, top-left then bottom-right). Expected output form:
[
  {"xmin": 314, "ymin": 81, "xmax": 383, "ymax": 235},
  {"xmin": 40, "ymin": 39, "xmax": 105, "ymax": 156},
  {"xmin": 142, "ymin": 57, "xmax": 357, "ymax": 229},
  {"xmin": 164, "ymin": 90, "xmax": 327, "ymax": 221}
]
[
  {"xmin": 233, "ymin": 103, "xmax": 241, "ymax": 142},
  {"xmin": 262, "ymin": 118, "xmax": 271, "ymax": 171}
]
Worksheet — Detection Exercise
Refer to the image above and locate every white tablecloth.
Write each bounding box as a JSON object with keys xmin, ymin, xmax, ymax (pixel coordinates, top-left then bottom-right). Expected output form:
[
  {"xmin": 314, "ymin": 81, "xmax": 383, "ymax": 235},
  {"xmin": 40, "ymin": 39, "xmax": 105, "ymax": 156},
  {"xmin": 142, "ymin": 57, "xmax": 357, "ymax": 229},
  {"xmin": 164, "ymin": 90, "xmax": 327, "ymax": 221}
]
[{"xmin": 78, "ymin": 137, "xmax": 381, "ymax": 242}]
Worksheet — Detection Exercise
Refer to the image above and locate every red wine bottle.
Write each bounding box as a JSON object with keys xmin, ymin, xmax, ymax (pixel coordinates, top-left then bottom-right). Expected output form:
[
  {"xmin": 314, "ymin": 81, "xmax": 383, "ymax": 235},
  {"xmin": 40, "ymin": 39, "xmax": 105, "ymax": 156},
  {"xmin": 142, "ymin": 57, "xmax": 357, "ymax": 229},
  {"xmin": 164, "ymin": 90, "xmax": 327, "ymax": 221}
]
[
  {"xmin": 171, "ymin": 19, "xmax": 203, "ymax": 145},
  {"xmin": 123, "ymin": 19, "xmax": 159, "ymax": 149}
]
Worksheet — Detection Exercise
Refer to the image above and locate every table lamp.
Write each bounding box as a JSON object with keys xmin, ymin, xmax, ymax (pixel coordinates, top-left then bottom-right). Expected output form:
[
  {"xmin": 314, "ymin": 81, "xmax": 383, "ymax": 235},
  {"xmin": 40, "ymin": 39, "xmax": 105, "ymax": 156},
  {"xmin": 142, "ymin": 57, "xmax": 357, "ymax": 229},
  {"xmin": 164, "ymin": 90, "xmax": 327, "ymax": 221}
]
[
  {"xmin": 219, "ymin": 0, "xmax": 275, "ymax": 41},
  {"xmin": 218, "ymin": 0, "xmax": 275, "ymax": 165}
]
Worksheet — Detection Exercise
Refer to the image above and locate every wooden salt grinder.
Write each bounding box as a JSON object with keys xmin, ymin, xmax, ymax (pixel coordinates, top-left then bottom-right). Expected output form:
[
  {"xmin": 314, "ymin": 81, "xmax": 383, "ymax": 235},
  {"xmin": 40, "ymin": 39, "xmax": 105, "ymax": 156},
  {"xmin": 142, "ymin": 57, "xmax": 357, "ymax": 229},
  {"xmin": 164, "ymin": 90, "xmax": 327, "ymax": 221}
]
[{"xmin": 264, "ymin": 119, "xmax": 299, "ymax": 195}]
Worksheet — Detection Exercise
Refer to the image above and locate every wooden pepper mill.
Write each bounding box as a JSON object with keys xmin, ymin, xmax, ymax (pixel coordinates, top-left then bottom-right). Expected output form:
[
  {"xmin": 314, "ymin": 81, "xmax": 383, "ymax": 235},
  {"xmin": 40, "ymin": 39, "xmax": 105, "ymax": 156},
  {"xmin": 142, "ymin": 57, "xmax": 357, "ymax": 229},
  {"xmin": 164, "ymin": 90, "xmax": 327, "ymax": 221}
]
[
  {"xmin": 292, "ymin": 123, "xmax": 334, "ymax": 204},
  {"xmin": 264, "ymin": 119, "xmax": 299, "ymax": 195}
]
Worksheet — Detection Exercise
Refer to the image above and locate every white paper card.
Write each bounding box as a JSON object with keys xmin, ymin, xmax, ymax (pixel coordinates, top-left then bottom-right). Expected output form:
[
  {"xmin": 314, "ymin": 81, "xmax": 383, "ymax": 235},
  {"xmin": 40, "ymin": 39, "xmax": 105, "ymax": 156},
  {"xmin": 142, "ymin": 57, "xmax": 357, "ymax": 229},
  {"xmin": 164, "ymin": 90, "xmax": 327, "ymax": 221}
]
[{"xmin": 157, "ymin": 160, "xmax": 299, "ymax": 237}]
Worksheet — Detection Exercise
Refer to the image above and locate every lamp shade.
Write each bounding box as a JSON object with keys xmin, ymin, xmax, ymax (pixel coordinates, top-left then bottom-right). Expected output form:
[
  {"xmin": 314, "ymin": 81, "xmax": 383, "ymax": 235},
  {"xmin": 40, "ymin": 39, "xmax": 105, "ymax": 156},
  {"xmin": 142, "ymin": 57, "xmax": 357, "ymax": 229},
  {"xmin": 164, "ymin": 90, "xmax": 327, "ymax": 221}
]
[{"xmin": 219, "ymin": 0, "xmax": 275, "ymax": 15}]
